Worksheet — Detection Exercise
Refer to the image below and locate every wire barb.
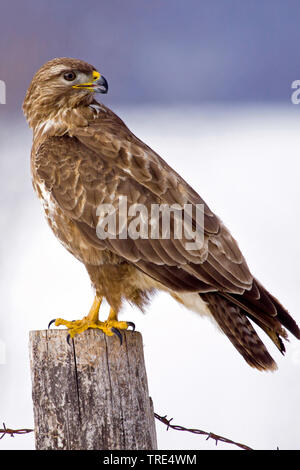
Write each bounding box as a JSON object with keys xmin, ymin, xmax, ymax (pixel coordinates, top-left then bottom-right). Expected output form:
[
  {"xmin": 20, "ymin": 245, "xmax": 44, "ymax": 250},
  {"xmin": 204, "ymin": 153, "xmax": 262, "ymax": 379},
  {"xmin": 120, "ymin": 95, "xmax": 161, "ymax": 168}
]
[
  {"xmin": 154, "ymin": 413, "xmax": 253, "ymax": 450},
  {"xmin": 0, "ymin": 423, "xmax": 34, "ymax": 440}
]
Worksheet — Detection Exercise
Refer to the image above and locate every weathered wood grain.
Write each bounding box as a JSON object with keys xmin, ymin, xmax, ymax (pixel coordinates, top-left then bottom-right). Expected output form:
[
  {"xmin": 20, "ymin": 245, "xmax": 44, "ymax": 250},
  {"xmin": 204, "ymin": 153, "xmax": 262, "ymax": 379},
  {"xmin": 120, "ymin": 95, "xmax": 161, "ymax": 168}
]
[{"xmin": 29, "ymin": 329, "xmax": 157, "ymax": 450}]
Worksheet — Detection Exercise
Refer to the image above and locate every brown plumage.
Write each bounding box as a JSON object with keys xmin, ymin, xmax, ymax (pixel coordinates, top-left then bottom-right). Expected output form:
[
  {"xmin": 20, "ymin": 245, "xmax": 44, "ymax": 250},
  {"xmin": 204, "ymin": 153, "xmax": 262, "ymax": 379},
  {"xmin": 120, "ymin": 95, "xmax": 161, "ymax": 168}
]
[{"xmin": 23, "ymin": 57, "xmax": 300, "ymax": 370}]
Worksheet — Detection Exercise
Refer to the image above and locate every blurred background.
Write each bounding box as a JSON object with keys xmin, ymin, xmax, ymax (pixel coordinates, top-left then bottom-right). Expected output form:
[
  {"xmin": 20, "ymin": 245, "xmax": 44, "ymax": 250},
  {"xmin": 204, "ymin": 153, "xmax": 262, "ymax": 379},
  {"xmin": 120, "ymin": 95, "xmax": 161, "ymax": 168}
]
[{"xmin": 1, "ymin": 0, "xmax": 300, "ymax": 450}]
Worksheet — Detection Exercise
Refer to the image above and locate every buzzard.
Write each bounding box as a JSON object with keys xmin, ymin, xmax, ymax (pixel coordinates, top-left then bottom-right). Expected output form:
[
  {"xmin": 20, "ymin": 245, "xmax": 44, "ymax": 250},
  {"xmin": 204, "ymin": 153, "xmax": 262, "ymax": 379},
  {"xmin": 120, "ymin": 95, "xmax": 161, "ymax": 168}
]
[{"xmin": 23, "ymin": 57, "xmax": 300, "ymax": 371}]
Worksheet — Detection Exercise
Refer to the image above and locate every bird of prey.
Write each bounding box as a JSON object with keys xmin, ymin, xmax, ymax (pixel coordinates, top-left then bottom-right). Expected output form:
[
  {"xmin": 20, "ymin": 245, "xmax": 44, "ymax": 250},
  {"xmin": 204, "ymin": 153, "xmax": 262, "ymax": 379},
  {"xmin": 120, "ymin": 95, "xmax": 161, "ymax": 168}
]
[{"xmin": 23, "ymin": 57, "xmax": 300, "ymax": 371}]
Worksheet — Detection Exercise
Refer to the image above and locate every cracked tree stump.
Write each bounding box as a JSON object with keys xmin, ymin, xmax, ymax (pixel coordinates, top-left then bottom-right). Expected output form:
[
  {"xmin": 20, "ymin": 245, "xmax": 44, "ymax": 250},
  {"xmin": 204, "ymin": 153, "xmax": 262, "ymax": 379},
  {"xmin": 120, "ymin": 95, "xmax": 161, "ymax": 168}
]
[{"xmin": 29, "ymin": 329, "xmax": 157, "ymax": 450}]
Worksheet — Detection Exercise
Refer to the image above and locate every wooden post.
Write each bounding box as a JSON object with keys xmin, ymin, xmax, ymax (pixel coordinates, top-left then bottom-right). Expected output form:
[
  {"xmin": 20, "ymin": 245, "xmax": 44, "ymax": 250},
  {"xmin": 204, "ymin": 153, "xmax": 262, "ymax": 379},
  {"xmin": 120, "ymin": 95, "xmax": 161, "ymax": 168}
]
[{"xmin": 29, "ymin": 329, "xmax": 157, "ymax": 450}]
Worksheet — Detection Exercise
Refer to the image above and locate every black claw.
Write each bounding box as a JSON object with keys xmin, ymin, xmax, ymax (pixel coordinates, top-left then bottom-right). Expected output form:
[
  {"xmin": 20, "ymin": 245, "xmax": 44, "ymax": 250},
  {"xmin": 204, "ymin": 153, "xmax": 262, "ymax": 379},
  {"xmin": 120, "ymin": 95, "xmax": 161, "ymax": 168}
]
[
  {"xmin": 66, "ymin": 334, "xmax": 71, "ymax": 345},
  {"xmin": 111, "ymin": 327, "xmax": 123, "ymax": 345},
  {"xmin": 127, "ymin": 321, "xmax": 135, "ymax": 332},
  {"xmin": 48, "ymin": 319, "xmax": 56, "ymax": 329}
]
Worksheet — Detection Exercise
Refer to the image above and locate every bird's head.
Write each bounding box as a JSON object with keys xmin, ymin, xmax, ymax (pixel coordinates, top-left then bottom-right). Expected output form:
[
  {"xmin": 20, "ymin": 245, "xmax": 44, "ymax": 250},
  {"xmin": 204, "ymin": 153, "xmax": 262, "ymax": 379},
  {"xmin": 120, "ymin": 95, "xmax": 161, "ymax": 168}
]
[{"xmin": 23, "ymin": 57, "xmax": 108, "ymax": 129}]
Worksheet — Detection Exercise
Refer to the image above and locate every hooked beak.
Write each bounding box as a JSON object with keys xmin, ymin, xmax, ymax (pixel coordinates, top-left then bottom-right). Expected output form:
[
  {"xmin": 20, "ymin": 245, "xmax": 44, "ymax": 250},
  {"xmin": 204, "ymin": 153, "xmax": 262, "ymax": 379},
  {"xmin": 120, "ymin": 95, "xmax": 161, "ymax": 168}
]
[{"xmin": 72, "ymin": 71, "xmax": 108, "ymax": 94}]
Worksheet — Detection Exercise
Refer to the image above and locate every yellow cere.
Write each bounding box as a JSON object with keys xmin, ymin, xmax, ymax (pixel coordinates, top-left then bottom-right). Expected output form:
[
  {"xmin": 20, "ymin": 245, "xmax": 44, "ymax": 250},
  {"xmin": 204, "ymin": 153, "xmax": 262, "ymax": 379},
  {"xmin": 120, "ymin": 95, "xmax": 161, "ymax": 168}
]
[{"xmin": 93, "ymin": 71, "xmax": 101, "ymax": 81}]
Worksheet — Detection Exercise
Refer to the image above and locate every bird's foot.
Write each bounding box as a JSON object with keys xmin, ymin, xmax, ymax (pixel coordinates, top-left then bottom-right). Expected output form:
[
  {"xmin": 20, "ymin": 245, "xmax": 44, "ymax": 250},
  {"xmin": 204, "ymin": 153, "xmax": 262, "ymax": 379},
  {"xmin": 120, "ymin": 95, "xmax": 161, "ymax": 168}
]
[{"xmin": 51, "ymin": 317, "xmax": 135, "ymax": 344}]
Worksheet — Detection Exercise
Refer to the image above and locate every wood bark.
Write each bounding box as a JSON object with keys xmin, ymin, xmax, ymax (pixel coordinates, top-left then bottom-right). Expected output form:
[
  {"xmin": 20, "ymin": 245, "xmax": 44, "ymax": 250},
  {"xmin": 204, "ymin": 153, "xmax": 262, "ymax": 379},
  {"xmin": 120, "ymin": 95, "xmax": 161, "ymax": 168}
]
[{"xmin": 29, "ymin": 329, "xmax": 157, "ymax": 450}]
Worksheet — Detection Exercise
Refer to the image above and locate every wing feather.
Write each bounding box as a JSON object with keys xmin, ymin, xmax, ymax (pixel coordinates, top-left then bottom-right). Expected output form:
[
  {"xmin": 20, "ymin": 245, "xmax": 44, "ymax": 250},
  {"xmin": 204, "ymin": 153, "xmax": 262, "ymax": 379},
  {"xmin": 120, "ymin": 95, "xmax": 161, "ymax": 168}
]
[{"xmin": 34, "ymin": 120, "xmax": 252, "ymax": 295}]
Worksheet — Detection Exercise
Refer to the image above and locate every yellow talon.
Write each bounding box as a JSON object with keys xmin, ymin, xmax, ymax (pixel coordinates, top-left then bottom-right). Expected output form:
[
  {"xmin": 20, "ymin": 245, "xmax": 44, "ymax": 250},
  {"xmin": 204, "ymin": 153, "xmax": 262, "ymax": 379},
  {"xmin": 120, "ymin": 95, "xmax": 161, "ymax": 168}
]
[
  {"xmin": 54, "ymin": 317, "xmax": 107, "ymax": 338},
  {"xmin": 53, "ymin": 297, "xmax": 133, "ymax": 340}
]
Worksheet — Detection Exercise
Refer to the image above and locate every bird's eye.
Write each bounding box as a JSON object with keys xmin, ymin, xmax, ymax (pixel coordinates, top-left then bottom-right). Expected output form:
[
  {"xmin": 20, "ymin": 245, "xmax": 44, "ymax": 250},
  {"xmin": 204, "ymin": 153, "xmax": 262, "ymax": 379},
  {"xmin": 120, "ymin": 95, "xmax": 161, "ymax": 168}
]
[{"xmin": 63, "ymin": 71, "xmax": 77, "ymax": 81}]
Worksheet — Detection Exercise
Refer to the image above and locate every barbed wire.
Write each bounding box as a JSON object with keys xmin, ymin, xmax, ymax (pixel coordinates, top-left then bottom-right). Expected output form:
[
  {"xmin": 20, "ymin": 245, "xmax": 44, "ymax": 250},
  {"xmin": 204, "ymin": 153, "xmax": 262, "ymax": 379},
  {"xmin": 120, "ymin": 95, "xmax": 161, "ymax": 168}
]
[
  {"xmin": 0, "ymin": 416, "xmax": 253, "ymax": 450},
  {"xmin": 0, "ymin": 423, "xmax": 34, "ymax": 440},
  {"xmin": 154, "ymin": 413, "xmax": 253, "ymax": 450}
]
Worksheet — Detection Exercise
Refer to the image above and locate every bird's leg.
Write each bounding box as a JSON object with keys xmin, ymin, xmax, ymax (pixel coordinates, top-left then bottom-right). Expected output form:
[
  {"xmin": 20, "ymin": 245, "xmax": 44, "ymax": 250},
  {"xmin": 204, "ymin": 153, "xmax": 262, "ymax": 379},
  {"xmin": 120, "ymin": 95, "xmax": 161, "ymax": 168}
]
[
  {"xmin": 52, "ymin": 296, "xmax": 135, "ymax": 341},
  {"xmin": 103, "ymin": 307, "xmax": 131, "ymax": 331},
  {"xmin": 86, "ymin": 294, "xmax": 103, "ymax": 322},
  {"xmin": 105, "ymin": 308, "xmax": 135, "ymax": 332},
  {"xmin": 100, "ymin": 308, "xmax": 136, "ymax": 345},
  {"xmin": 54, "ymin": 295, "xmax": 104, "ymax": 338}
]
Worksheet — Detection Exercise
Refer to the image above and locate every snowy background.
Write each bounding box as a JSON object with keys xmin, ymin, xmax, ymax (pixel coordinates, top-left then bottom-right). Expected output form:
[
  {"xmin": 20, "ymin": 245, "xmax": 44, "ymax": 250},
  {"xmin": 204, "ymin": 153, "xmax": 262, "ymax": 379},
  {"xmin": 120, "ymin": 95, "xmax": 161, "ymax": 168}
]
[{"xmin": 0, "ymin": 105, "xmax": 300, "ymax": 450}]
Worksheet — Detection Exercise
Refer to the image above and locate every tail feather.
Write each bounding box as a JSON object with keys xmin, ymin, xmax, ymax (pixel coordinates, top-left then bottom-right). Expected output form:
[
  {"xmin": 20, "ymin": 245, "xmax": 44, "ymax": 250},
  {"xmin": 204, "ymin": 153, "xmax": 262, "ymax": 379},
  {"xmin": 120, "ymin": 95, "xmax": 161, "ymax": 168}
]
[
  {"xmin": 226, "ymin": 279, "xmax": 300, "ymax": 340},
  {"xmin": 268, "ymin": 290, "xmax": 300, "ymax": 340},
  {"xmin": 202, "ymin": 279, "xmax": 300, "ymax": 371},
  {"xmin": 202, "ymin": 292, "xmax": 278, "ymax": 371}
]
